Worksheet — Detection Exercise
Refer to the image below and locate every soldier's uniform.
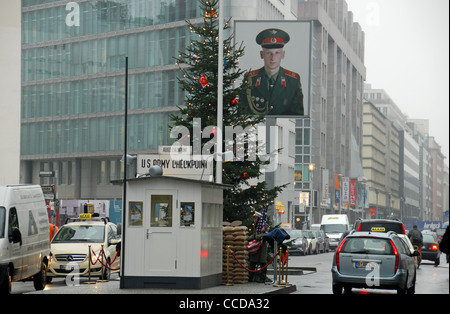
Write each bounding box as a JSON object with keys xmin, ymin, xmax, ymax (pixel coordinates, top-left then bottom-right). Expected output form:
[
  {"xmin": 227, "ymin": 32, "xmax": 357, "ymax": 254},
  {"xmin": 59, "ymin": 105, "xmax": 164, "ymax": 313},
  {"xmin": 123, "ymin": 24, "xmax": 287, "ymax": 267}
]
[{"xmin": 241, "ymin": 28, "xmax": 304, "ymax": 116}]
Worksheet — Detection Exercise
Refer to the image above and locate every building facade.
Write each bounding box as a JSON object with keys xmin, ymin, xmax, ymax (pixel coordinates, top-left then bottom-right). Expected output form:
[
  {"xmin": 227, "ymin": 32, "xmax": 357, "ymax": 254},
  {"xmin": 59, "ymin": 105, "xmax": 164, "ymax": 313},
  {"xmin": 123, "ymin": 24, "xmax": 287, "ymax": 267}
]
[
  {"xmin": 19, "ymin": 0, "xmax": 302, "ymax": 223},
  {"xmin": 0, "ymin": 0, "xmax": 21, "ymax": 185},
  {"xmin": 295, "ymin": 0, "xmax": 366, "ymax": 225},
  {"xmin": 362, "ymin": 101, "xmax": 400, "ymax": 219}
]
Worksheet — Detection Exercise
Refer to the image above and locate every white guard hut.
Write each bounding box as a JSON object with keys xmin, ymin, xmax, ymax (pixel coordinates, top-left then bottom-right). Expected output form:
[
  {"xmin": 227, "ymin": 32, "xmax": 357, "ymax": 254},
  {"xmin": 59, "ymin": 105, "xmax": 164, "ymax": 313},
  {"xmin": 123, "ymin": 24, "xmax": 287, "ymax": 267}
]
[{"xmin": 119, "ymin": 176, "xmax": 228, "ymax": 289}]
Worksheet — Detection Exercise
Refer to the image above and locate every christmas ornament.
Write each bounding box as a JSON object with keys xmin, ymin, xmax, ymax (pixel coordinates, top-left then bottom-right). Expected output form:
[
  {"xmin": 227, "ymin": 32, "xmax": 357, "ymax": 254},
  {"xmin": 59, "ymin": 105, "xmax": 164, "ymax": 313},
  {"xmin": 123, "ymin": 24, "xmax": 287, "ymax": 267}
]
[
  {"xmin": 242, "ymin": 172, "xmax": 249, "ymax": 179},
  {"xmin": 199, "ymin": 75, "xmax": 208, "ymax": 87},
  {"xmin": 231, "ymin": 98, "xmax": 238, "ymax": 106},
  {"xmin": 205, "ymin": 10, "xmax": 217, "ymax": 18}
]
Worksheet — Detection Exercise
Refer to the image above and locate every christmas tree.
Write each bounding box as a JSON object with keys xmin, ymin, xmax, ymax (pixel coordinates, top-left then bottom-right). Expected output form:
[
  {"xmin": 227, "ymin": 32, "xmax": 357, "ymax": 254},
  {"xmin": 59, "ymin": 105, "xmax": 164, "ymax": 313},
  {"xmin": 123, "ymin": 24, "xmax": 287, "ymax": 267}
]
[{"xmin": 170, "ymin": 0, "xmax": 286, "ymax": 229}]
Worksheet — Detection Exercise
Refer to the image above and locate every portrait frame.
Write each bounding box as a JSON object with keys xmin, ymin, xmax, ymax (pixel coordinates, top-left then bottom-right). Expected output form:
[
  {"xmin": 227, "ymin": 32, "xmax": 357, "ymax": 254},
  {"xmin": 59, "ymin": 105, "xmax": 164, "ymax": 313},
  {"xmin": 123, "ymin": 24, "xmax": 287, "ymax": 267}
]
[{"xmin": 234, "ymin": 20, "xmax": 312, "ymax": 118}]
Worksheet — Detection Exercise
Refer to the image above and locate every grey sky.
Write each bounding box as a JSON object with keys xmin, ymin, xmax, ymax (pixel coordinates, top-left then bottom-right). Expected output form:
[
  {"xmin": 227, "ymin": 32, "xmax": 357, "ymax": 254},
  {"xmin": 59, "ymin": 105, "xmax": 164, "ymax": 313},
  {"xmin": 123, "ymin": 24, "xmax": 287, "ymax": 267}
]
[{"xmin": 346, "ymin": 0, "xmax": 449, "ymax": 161}]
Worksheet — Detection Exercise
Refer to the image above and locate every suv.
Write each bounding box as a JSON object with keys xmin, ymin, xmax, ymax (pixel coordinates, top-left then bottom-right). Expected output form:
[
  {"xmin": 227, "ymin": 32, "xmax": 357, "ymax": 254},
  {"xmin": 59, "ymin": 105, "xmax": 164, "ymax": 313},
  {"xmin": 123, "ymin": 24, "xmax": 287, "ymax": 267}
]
[
  {"xmin": 354, "ymin": 218, "xmax": 406, "ymax": 234},
  {"xmin": 48, "ymin": 214, "xmax": 121, "ymax": 281},
  {"xmin": 332, "ymin": 231, "xmax": 420, "ymax": 294}
]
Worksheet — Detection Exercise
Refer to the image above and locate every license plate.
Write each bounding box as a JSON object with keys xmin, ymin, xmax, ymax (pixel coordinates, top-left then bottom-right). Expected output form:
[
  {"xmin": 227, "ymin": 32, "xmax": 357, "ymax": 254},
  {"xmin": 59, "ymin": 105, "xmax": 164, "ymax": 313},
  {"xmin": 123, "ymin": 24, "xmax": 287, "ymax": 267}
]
[
  {"xmin": 60, "ymin": 264, "xmax": 75, "ymax": 271},
  {"xmin": 355, "ymin": 261, "xmax": 370, "ymax": 268}
]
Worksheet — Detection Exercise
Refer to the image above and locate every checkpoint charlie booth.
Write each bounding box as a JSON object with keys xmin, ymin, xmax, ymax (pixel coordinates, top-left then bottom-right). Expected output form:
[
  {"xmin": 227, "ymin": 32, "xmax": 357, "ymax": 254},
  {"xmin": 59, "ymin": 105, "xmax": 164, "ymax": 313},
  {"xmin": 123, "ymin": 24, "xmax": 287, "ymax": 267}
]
[{"xmin": 118, "ymin": 149, "xmax": 228, "ymax": 289}]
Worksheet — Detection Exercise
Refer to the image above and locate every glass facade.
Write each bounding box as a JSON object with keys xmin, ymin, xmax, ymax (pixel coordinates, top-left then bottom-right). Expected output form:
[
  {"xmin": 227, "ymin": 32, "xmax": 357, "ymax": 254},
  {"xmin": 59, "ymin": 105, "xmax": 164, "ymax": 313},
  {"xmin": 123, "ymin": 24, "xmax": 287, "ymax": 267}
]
[{"xmin": 21, "ymin": 0, "xmax": 201, "ymax": 157}]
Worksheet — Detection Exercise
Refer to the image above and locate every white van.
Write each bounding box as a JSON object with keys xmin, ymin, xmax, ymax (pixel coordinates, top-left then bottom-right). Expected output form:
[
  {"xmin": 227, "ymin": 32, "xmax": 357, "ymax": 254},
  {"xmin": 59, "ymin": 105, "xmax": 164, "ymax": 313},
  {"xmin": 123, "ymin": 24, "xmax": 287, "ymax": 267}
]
[
  {"xmin": 0, "ymin": 185, "xmax": 51, "ymax": 294},
  {"xmin": 320, "ymin": 214, "xmax": 350, "ymax": 250}
]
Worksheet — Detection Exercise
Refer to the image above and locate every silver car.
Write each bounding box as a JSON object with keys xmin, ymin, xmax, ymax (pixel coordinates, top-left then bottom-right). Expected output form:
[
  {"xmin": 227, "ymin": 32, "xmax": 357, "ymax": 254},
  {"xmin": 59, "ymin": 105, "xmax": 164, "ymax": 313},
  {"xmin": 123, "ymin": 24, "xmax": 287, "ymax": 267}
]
[{"xmin": 331, "ymin": 231, "xmax": 420, "ymax": 294}]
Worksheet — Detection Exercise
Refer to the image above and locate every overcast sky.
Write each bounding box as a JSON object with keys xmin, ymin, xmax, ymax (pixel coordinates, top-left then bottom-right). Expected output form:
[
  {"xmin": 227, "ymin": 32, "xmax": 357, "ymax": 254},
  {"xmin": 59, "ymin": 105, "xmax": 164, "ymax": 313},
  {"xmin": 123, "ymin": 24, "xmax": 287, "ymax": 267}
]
[{"xmin": 345, "ymin": 0, "xmax": 449, "ymax": 162}]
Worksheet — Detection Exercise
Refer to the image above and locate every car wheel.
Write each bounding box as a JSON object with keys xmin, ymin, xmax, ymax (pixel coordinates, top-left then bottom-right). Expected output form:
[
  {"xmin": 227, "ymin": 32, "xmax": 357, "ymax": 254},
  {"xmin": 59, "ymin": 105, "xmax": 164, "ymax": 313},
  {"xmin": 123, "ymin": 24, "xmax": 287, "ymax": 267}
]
[
  {"xmin": 397, "ymin": 274, "xmax": 408, "ymax": 294},
  {"xmin": 332, "ymin": 283, "xmax": 343, "ymax": 295},
  {"xmin": 33, "ymin": 262, "xmax": 47, "ymax": 291},
  {"xmin": 0, "ymin": 267, "xmax": 12, "ymax": 294},
  {"xmin": 407, "ymin": 273, "xmax": 416, "ymax": 295},
  {"xmin": 434, "ymin": 257, "xmax": 440, "ymax": 266}
]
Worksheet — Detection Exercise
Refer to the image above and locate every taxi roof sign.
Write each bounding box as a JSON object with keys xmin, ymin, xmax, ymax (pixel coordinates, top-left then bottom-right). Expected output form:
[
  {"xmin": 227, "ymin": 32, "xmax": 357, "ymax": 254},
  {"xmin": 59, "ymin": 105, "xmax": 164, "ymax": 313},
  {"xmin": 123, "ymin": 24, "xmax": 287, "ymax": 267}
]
[{"xmin": 79, "ymin": 213, "xmax": 92, "ymax": 220}]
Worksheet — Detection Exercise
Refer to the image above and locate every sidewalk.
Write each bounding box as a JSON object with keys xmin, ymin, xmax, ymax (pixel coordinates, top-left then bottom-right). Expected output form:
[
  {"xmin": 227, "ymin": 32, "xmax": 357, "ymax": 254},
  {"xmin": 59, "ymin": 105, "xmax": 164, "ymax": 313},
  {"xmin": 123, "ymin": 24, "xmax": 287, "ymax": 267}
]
[{"xmin": 30, "ymin": 276, "xmax": 296, "ymax": 294}]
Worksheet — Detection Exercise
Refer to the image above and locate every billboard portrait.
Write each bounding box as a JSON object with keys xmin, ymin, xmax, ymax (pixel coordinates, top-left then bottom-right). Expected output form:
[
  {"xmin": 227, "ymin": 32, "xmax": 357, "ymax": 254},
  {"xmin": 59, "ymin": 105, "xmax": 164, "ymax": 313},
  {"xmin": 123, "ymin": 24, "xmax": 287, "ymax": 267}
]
[{"xmin": 234, "ymin": 21, "xmax": 312, "ymax": 117}]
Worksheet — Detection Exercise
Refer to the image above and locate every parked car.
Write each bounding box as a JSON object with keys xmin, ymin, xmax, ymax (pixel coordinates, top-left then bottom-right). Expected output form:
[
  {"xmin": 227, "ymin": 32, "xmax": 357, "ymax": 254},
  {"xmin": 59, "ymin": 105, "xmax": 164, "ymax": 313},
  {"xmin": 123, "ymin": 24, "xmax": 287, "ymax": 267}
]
[
  {"xmin": 313, "ymin": 230, "xmax": 329, "ymax": 253},
  {"xmin": 0, "ymin": 185, "xmax": 51, "ymax": 294},
  {"xmin": 304, "ymin": 230, "xmax": 319, "ymax": 254},
  {"xmin": 421, "ymin": 231, "xmax": 441, "ymax": 266},
  {"xmin": 284, "ymin": 229, "xmax": 309, "ymax": 256},
  {"xmin": 319, "ymin": 230, "xmax": 330, "ymax": 253},
  {"xmin": 48, "ymin": 214, "xmax": 121, "ymax": 281},
  {"xmin": 332, "ymin": 231, "xmax": 420, "ymax": 294}
]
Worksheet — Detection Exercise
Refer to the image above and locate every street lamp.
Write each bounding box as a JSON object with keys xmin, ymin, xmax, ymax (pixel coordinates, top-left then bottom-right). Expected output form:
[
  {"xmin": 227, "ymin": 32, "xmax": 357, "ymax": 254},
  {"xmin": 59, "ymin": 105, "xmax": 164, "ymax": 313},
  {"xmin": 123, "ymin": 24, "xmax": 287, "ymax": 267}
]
[{"xmin": 309, "ymin": 163, "xmax": 315, "ymax": 225}]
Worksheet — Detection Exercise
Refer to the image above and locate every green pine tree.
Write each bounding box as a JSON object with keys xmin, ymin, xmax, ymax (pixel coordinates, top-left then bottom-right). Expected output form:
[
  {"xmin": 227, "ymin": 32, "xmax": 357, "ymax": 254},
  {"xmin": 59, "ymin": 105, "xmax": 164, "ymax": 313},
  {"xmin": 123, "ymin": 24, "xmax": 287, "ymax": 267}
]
[{"xmin": 170, "ymin": 0, "xmax": 286, "ymax": 229}]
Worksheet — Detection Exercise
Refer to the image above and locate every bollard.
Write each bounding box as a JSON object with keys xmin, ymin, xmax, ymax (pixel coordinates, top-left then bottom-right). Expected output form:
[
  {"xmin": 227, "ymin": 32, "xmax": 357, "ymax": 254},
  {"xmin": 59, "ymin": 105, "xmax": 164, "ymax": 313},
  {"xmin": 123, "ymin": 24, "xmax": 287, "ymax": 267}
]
[
  {"xmin": 225, "ymin": 245, "xmax": 233, "ymax": 286},
  {"xmin": 284, "ymin": 247, "xmax": 289, "ymax": 286},
  {"xmin": 97, "ymin": 244, "xmax": 108, "ymax": 282},
  {"xmin": 85, "ymin": 245, "xmax": 96, "ymax": 284},
  {"xmin": 273, "ymin": 247, "xmax": 285, "ymax": 287}
]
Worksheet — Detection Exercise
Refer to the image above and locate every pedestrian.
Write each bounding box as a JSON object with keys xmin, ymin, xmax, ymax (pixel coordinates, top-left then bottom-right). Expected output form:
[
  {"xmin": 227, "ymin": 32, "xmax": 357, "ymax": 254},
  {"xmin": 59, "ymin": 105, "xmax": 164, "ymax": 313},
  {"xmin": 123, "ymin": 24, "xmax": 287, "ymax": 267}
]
[
  {"xmin": 247, "ymin": 209, "xmax": 270, "ymax": 283},
  {"xmin": 408, "ymin": 225, "xmax": 423, "ymax": 264},
  {"xmin": 49, "ymin": 223, "xmax": 59, "ymax": 241},
  {"xmin": 241, "ymin": 28, "xmax": 304, "ymax": 116},
  {"xmin": 438, "ymin": 226, "xmax": 449, "ymax": 263}
]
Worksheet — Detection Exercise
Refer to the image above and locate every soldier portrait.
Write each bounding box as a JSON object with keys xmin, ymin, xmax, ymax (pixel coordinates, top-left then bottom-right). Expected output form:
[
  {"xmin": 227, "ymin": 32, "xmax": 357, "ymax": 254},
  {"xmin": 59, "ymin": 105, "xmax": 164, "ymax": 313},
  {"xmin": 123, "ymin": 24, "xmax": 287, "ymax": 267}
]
[{"xmin": 235, "ymin": 22, "xmax": 311, "ymax": 117}]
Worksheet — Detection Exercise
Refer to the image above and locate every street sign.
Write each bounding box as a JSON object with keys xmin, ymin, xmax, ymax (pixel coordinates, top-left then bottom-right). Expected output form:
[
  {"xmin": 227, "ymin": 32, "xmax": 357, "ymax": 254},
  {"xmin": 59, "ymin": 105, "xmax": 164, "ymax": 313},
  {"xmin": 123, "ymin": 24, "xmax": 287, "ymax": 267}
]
[{"xmin": 39, "ymin": 171, "xmax": 55, "ymax": 177}]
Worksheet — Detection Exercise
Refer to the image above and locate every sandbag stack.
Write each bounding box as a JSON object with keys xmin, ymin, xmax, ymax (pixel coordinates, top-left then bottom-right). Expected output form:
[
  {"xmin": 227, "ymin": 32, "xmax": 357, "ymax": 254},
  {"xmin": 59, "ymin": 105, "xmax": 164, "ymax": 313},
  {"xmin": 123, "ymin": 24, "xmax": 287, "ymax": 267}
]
[{"xmin": 222, "ymin": 221, "xmax": 249, "ymax": 285}]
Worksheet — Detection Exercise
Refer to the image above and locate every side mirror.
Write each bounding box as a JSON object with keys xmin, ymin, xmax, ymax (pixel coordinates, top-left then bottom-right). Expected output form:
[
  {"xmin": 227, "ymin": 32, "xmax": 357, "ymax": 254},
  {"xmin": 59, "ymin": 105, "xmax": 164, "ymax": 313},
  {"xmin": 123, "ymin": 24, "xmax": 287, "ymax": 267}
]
[
  {"xmin": 412, "ymin": 250, "xmax": 421, "ymax": 257},
  {"xmin": 12, "ymin": 228, "xmax": 22, "ymax": 245}
]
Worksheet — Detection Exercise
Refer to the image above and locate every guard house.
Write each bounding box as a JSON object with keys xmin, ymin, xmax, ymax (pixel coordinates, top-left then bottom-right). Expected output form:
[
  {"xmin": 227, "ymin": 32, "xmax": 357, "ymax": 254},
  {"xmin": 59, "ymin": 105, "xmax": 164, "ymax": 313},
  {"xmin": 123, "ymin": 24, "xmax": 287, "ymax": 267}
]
[{"xmin": 118, "ymin": 175, "xmax": 228, "ymax": 289}]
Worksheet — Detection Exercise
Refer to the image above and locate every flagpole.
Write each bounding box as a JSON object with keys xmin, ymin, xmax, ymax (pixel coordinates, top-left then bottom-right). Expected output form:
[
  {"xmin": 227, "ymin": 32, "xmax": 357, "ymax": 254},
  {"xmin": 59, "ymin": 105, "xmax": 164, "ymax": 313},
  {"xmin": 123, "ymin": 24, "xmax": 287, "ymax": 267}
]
[{"xmin": 216, "ymin": 0, "xmax": 224, "ymax": 184}]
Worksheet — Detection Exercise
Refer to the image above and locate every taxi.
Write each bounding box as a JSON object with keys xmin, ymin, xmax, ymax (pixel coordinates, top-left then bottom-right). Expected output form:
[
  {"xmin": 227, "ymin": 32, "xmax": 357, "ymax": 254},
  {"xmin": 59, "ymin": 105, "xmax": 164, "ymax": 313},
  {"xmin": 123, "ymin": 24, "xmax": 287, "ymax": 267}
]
[{"xmin": 48, "ymin": 214, "xmax": 121, "ymax": 281}]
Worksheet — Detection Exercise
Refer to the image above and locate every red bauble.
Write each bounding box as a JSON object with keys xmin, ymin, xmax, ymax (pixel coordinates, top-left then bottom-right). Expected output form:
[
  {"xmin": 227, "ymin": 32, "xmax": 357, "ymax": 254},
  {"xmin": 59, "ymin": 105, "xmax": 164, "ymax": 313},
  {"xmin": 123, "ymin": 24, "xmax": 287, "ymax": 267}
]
[
  {"xmin": 231, "ymin": 98, "xmax": 238, "ymax": 106},
  {"xmin": 242, "ymin": 172, "xmax": 249, "ymax": 179}
]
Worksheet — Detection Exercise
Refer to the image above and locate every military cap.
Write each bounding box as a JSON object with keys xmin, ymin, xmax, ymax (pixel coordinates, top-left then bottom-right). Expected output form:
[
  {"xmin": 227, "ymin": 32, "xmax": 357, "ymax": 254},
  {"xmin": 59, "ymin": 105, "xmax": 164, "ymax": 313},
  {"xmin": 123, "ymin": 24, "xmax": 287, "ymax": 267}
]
[{"xmin": 256, "ymin": 28, "xmax": 290, "ymax": 49}]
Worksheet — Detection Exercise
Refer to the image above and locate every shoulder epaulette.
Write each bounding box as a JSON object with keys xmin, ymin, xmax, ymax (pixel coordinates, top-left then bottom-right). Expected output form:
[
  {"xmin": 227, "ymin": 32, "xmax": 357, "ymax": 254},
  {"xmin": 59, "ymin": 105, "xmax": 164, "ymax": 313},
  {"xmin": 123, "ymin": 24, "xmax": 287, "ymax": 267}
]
[
  {"xmin": 284, "ymin": 69, "xmax": 299, "ymax": 79},
  {"xmin": 246, "ymin": 69, "xmax": 259, "ymax": 78}
]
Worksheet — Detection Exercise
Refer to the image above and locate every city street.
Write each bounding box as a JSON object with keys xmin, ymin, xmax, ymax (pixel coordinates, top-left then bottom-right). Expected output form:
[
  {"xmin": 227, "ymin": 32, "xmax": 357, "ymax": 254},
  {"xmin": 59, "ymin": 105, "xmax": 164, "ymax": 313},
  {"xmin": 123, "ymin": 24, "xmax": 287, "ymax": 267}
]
[
  {"xmin": 11, "ymin": 251, "xmax": 448, "ymax": 295},
  {"xmin": 288, "ymin": 251, "xmax": 449, "ymax": 294}
]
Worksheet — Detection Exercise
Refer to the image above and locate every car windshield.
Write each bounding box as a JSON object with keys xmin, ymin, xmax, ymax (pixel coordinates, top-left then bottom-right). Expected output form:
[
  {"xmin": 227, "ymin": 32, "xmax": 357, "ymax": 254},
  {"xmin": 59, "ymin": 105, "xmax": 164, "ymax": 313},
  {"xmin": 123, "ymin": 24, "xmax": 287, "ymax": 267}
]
[
  {"xmin": 52, "ymin": 225, "xmax": 104, "ymax": 243},
  {"xmin": 341, "ymin": 237, "xmax": 394, "ymax": 255},
  {"xmin": 287, "ymin": 230, "xmax": 304, "ymax": 238},
  {"xmin": 423, "ymin": 234, "xmax": 435, "ymax": 243},
  {"xmin": 321, "ymin": 224, "xmax": 347, "ymax": 233},
  {"xmin": 0, "ymin": 207, "xmax": 5, "ymax": 238}
]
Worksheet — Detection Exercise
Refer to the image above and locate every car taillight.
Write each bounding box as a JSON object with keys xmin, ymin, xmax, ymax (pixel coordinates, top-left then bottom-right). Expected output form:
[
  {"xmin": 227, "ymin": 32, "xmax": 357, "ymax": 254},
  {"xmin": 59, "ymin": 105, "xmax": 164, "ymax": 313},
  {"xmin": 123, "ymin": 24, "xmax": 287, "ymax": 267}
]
[
  {"xmin": 429, "ymin": 244, "xmax": 439, "ymax": 251},
  {"xmin": 401, "ymin": 225, "xmax": 406, "ymax": 234},
  {"xmin": 335, "ymin": 238, "xmax": 348, "ymax": 272},
  {"xmin": 357, "ymin": 224, "xmax": 361, "ymax": 231},
  {"xmin": 390, "ymin": 240, "xmax": 399, "ymax": 274}
]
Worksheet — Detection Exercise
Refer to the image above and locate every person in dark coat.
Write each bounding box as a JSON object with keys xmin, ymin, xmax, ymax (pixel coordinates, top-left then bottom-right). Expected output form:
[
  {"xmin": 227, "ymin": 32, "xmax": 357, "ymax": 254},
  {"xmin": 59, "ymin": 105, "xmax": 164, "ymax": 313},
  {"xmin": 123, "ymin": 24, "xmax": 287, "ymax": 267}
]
[{"xmin": 439, "ymin": 226, "xmax": 449, "ymax": 263}]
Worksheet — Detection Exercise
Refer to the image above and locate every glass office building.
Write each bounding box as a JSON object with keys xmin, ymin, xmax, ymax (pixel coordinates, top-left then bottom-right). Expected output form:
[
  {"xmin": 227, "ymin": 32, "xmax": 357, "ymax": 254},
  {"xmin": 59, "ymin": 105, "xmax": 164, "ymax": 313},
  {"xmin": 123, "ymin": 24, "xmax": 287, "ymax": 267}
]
[{"xmin": 21, "ymin": 0, "xmax": 202, "ymax": 198}]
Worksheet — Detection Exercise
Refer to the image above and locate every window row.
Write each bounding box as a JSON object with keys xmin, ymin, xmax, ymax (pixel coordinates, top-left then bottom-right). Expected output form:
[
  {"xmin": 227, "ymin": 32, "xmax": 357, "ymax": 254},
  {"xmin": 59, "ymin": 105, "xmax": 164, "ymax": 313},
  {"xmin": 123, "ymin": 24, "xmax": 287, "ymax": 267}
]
[
  {"xmin": 23, "ymin": 27, "xmax": 192, "ymax": 82},
  {"xmin": 21, "ymin": 113, "xmax": 172, "ymax": 156},
  {"xmin": 22, "ymin": 70, "xmax": 184, "ymax": 119},
  {"xmin": 23, "ymin": 0, "xmax": 200, "ymax": 45}
]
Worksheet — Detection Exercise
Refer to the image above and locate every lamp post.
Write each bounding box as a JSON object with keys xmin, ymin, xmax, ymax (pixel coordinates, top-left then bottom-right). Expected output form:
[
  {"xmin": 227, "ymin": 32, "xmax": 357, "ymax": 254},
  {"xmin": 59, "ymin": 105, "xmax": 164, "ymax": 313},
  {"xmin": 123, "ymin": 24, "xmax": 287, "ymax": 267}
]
[
  {"xmin": 216, "ymin": 0, "xmax": 224, "ymax": 184},
  {"xmin": 338, "ymin": 174, "xmax": 342, "ymax": 214},
  {"xmin": 309, "ymin": 163, "xmax": 315, "ymax": 225}
]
